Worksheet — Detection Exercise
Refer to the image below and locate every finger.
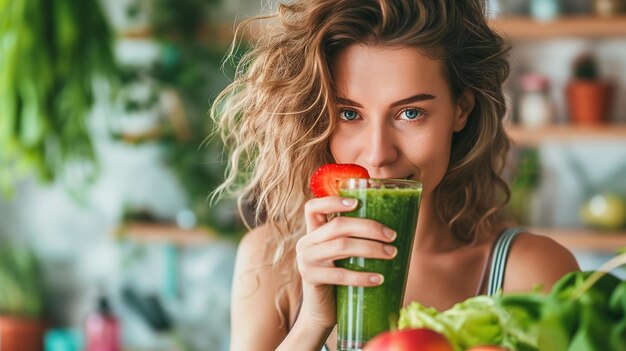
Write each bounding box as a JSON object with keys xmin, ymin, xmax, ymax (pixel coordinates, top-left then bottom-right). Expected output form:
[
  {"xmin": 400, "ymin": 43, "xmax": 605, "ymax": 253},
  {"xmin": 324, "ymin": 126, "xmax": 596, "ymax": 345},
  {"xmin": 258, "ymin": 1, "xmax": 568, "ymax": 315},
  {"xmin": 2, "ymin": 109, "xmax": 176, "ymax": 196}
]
[
  {"xmin": 309, "ymin": 216, "xmax": 397, "ymax": 245},
  {"xmin": 304, "ymin": 196, "xmax": 358, "ymax": 231},
  {"xmin": 304, "ymin": 237, "xmax": 397, "ymax": 263},
  {"xmin": 305, "ymin": 267, "xmax": 385, "ymax": 287}
]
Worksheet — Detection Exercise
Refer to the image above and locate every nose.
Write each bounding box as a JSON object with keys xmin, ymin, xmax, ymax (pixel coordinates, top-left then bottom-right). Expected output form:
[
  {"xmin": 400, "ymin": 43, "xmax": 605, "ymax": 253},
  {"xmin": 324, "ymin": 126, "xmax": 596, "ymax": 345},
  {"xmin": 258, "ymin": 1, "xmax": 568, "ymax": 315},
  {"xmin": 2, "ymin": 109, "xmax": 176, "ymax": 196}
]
[{"xmin": 362, "ymin": 121, "xmax": 398, "ymax": 168}]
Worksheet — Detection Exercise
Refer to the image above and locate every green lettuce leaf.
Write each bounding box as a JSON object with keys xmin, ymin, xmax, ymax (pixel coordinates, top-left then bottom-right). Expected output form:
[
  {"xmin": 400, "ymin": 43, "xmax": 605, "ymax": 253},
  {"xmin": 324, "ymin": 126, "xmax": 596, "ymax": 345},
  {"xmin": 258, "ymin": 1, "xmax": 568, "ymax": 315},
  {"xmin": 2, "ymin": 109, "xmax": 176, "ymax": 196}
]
[{"xmin": 399, "ymin": 295, "xmax": 538, "ymax": 351}]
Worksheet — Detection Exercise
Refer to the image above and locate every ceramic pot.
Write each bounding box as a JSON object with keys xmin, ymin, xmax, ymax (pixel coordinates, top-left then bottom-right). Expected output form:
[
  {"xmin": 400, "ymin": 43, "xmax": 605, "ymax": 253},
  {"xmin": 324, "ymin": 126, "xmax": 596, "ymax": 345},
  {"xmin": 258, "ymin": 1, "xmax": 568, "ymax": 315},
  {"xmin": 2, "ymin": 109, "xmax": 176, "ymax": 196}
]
[
  {"xmin": 0, "ymin": 316, "xmax": 46, "ymax": 351},
  {"xmin": 566, "ymin": 80, "xmax": 613, "ymax": 124}
]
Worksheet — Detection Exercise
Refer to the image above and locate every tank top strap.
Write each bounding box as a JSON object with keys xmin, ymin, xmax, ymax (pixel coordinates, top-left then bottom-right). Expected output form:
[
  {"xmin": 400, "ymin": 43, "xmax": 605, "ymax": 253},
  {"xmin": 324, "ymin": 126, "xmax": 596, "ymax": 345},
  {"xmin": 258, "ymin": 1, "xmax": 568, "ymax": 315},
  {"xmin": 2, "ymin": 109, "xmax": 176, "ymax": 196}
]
[{"xmin": 486, "ymin": 227, "xmax": 525, "ymax": 296}]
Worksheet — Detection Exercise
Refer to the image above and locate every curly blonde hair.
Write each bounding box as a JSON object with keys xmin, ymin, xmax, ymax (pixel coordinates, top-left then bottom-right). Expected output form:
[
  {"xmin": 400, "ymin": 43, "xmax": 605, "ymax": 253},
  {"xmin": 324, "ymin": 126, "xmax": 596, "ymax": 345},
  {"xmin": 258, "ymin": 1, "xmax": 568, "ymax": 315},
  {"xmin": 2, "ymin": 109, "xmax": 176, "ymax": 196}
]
[{"xmin": 211, "ymin": 0, "xmax": 511, "ymax": 324}]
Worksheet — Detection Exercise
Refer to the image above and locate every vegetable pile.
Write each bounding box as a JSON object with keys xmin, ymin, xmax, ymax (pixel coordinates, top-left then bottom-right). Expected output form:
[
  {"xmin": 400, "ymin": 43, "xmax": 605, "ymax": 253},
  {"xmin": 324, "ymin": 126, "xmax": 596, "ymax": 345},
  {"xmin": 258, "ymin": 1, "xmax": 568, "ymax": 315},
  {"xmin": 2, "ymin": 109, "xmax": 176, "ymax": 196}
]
[
  {"xmin": 398, "ymin": 253, "xmax": 626, "ymax": 351},
  {"xmin": 399, "ymin": 295, "xmax": 536, "ymax": 351}
]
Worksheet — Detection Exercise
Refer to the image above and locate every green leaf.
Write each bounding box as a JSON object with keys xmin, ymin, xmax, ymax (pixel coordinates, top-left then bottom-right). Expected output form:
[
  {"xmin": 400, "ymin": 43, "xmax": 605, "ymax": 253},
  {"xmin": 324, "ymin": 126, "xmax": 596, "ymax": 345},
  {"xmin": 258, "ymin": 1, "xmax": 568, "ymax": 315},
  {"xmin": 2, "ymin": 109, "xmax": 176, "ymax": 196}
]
[
  {"xmin": 568, "ymin": 307, "xmax": 613, "ymax": 351},
  {"xmin": 610, "ymin": 319, "xmax": 626, "ymax": 351},
  {"xmin": 535, "ymin": 299, "xmax": 579, "ymax": 351},
  {"xmin": 18, "ymin": 80, "xmax": 46, "ymax": 147},
  {"xmin": 609, "ymin": 281, "xmax": 626, "ymax": 315}
]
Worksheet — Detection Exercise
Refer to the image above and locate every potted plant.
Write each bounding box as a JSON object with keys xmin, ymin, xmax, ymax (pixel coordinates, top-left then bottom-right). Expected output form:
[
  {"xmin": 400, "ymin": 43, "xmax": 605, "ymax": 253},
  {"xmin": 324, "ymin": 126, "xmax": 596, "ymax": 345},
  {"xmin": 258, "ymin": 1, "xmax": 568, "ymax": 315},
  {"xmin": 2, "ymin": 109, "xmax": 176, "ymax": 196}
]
[
  {"xmin": 0, "ymin": 243, "xmax": 48, "ymax": 351},
  {"xmin": 565, "ymin": 53, "xmax": 613, "ymax": 125}
]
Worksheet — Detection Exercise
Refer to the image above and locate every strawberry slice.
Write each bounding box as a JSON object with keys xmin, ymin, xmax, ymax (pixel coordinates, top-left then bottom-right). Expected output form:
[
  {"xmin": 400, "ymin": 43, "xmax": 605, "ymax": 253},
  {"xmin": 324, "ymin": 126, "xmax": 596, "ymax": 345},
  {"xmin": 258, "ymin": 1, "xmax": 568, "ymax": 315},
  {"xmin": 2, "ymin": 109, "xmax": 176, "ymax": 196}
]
[{"xmin": 309, "ymin": 163, "xmax": 370, "ymax": 197}]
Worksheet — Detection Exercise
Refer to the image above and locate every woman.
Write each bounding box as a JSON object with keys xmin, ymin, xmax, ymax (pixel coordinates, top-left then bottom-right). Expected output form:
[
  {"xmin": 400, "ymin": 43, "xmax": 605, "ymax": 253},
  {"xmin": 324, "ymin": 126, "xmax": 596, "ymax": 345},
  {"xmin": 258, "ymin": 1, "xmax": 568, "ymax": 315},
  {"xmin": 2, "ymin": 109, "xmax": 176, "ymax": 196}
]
[{"xmin": 210, "ymin": 1, "xmax": 580, "ymax": 350}]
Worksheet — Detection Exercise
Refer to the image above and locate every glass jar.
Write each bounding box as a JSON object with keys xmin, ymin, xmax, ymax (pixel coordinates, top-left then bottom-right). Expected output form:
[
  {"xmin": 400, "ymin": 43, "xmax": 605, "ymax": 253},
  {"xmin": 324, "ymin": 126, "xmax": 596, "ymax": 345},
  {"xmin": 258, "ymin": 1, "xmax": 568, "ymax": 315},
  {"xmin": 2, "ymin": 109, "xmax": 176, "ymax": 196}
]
[
  {"xmin": 518, "ymin": 74, "xmax": 554, "ymax": 128},
  {"xmin": 530, "ymin": 0, "xmax": 561, "ymax": 21},
  {"xmin": 594, "ymin": 0, "xmax": 625, "ymax": 16}
]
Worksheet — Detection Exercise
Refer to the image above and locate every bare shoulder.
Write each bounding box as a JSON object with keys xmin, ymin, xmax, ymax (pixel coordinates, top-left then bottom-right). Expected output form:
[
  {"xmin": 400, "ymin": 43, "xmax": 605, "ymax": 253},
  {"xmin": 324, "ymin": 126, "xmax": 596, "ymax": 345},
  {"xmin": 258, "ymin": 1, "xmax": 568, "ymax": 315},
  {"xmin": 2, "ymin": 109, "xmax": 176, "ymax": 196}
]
[
  {"xmin": 231, "ymin": 224, "xmax": 296, "ymax": 351},
  {"xmin": 234, "ymin": 224, "xmax": 273, "ymax": 277},
  {"xmin": 503, "ymin": 231, "xmax": 580, "ymax": 294},
  {"xmin": 233, "ymin": 223, "xmax": 294, "ymax": 303}
]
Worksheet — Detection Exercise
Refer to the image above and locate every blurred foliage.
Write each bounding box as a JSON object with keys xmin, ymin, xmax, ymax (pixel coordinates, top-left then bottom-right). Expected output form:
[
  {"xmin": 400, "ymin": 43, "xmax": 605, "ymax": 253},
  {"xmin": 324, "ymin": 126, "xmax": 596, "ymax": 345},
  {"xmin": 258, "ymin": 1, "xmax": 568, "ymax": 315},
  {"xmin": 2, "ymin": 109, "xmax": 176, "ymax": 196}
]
[
  {"xmin": 121, "ymin": 0, "xmax": 247, "ymax": 236},
  {"xmin": 150, "ymin": 0, "xmax": 221, "ymax": 41},
  {"xmin": 508, "ymin": 148, "xmax": 541, "ymax": 225},
  {"xmin": 0, "ymin": 0, "xmax": 118, "ymax": 196},
  {"xmin": 0, "ymin": 241, "xmax": 46, "ymax": 317}
]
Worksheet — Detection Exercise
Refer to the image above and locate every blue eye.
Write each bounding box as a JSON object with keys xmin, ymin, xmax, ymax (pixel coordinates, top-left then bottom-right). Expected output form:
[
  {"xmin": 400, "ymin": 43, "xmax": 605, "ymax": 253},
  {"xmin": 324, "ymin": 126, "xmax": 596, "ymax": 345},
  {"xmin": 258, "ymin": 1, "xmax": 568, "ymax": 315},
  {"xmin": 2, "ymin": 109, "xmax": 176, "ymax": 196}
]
[
  {"xmin": 339, "ymin": 109, "xmax": 359, "ymax": 121},
  {"xmin": 400, "ymin": 108, "xmax": 423, "ymax": 120}
]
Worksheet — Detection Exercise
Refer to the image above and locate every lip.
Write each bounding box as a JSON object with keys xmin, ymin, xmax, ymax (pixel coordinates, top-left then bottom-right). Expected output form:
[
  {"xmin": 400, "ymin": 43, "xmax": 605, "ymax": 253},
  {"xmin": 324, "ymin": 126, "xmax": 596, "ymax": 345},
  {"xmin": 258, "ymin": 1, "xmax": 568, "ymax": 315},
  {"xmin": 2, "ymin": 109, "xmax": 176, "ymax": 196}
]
[{"xmin": 368, "ymin": 174, "xmax": 414, "ymax": 180}]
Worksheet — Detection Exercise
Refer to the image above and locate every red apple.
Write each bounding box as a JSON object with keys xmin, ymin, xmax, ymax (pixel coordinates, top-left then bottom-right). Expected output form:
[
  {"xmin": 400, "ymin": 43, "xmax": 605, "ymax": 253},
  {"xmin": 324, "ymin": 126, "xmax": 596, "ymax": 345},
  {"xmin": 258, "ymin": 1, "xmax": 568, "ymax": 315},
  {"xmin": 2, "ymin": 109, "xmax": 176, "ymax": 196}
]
[
  {"xmin": 466, "ymin": 346, "xmax": 509, "ymax": 351},
  {"xmin": 363, "ymin": 328, "xmax": 454, "ymax": 351}
]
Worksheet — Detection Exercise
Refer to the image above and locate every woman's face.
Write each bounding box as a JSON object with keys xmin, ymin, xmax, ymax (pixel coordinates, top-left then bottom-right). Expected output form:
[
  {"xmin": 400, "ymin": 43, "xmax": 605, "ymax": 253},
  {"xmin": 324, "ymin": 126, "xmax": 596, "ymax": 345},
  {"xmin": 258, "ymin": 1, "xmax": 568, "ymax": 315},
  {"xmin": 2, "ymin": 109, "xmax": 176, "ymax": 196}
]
[{"xmin": 329, "ymin": 44, "xmax": 474, "ymax": 196}]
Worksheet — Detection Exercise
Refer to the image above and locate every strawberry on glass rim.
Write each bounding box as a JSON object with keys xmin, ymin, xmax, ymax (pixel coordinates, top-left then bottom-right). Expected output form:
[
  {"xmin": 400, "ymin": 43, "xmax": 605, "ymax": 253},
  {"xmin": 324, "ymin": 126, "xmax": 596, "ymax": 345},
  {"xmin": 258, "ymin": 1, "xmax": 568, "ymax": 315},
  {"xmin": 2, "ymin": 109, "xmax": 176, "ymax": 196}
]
[{"xmin": 309, "ymin": 163, "xmax": 370, "ymax": 198}]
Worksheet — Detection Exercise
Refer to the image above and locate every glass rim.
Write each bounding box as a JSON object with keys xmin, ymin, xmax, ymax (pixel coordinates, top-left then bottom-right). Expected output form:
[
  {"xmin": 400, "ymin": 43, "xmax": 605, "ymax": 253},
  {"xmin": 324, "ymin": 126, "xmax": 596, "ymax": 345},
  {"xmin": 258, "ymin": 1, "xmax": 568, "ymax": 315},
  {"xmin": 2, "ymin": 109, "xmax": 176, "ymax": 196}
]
[{"xmin": 339, "ymin": 178, "xmax": 423, "ymax": 189}]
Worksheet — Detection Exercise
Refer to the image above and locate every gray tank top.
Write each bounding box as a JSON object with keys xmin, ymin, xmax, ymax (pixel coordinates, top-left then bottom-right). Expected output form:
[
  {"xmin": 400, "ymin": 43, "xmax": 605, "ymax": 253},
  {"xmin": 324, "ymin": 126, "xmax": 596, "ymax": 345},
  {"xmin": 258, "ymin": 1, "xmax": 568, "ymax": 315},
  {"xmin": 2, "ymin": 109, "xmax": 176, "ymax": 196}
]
[{"xmin": 317, "ymin": 227, "xmax": 524, "ymax": 351}]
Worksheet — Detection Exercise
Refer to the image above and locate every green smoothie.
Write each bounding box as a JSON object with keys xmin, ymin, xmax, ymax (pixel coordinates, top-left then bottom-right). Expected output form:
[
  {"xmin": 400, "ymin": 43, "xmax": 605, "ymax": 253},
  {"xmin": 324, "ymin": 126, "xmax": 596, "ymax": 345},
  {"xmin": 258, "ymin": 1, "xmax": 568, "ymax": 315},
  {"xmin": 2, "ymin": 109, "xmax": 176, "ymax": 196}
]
[{"xmin": 336, "ymin": 179, "xmax": 422, "ymax": 351}]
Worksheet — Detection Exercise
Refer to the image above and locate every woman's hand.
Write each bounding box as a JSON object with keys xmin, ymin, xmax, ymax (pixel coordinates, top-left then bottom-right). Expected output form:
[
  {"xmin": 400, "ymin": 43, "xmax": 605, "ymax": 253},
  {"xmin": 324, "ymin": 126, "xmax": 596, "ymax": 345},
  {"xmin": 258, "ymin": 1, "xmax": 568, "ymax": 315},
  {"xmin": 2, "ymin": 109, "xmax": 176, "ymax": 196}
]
[{"xmin": 295, "ymin": 196, "xmax": 398, "ymax": 329}]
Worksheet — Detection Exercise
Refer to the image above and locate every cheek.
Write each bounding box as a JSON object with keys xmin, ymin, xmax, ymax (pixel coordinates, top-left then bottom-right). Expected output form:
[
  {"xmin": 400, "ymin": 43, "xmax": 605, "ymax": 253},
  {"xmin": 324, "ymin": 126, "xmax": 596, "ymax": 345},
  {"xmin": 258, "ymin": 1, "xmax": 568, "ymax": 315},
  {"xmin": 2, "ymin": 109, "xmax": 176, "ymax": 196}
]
[
  {"xmin": 410, "ymin": 136, "xmax": 452, "ymax": 193},
  {"xmin": 329, "ymin": 126, "xmax": 368, "ymax": 163},
  {"xmin": 329, "ymin": 130, "xmax": 358, "ymax": 163}
]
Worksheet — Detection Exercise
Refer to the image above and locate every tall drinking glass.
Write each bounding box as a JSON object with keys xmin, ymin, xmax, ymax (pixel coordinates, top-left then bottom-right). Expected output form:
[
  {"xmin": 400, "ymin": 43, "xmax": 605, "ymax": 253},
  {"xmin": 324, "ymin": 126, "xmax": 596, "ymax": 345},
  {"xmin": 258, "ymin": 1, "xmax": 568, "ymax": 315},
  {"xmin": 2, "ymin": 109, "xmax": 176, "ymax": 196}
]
[{"xmin": 335, "ymin": 178, "xmax": 422, "ymax": 351}]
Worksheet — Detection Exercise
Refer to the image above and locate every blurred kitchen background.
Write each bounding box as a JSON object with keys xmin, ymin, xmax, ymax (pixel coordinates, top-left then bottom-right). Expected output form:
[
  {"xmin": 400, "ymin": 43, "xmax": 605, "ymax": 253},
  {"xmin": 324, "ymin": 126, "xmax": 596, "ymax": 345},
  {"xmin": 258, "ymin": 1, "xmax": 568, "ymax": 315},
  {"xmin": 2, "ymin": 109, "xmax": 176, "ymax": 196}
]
[{"xmin": 0, "ymin": 0, "xmax": 625, "ymax": 350}]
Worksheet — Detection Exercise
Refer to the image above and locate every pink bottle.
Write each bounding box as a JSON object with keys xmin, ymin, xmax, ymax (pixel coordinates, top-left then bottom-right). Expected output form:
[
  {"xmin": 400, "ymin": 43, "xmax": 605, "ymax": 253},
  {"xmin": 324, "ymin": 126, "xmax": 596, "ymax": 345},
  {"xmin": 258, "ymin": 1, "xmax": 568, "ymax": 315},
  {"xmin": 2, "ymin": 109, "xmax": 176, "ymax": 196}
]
[{"xmin": 85, "ymin": 295, "xmax": 121, "ymax": 351}]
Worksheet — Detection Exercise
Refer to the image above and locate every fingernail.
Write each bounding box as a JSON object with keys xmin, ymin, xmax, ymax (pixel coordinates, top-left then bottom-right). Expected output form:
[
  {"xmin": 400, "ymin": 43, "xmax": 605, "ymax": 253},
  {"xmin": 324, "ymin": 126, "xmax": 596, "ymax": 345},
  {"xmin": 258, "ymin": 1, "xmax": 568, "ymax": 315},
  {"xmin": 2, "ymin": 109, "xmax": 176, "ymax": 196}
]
[
  {"xmin": 383, "ymin": 228, "xmax": 397, "ymax": 240},
  {"xmin": 342, "ymin": 198, "xmax": 356, "ymax": 207},
  {"xmin": 370, "ymin": 274, "xmax": 384, "ymax": 285},
  {"xmin": 384, "ymin": 245, "xmax": 397, "ymax": 257}
]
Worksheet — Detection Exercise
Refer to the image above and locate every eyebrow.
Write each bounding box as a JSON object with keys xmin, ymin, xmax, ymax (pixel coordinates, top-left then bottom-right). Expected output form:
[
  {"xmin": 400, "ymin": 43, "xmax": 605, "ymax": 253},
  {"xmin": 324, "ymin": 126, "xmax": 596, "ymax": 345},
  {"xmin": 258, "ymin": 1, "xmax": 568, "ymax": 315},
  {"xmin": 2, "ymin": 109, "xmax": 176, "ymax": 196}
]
[{"xmin": 336, "ymin": 94, "xmax": 436, "ymax": 109}]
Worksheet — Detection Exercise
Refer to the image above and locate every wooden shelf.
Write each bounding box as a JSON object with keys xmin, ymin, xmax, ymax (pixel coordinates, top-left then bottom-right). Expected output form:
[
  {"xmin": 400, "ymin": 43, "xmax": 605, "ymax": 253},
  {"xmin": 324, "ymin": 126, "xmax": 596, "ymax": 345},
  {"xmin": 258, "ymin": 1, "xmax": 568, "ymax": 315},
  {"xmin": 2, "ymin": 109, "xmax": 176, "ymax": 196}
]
[
  {"xmin": 531, "ymin": 227, "xmax": 626, "ymax": 253},
  {"xmin": 117, "ymin": 27, "xmax": 153, "ymax": 40},
  {"xmin": 116, "ymin": 222, "xmax": 218, "ymax": 246},
  {"xmin": 506, "ymin": 124, "xmax": 626, "ymax": 146},
  {"xmin": 117, "ymin": 21, "xmax": 254, "ymax": 43},
  {"xmin": 115, "ymin": 223, "xmax": 625, "ymax": 253},
  {"xmin": 490, "ymin": 16, "xmax": 626, "ymax": 40}
]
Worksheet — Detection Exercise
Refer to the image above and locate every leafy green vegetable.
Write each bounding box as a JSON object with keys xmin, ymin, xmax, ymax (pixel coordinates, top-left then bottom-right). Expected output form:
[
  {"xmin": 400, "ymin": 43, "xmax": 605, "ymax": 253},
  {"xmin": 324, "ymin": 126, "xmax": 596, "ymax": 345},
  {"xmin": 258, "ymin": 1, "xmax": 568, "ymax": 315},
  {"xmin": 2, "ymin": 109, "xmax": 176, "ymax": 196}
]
[
  {"xmin": 399, "ymin": 252, "xmax": 626, "ymax": 351},
  {"xmin": 399, "ymin": 295, "xmax": 538, "ymax": 351},
  {"xmin": 495, "ymin": 270, "xmax": 625, "ymax": 351},
  {"xmin": 609, "ymin": 281, "xmax": 626, "ymax": 351}
]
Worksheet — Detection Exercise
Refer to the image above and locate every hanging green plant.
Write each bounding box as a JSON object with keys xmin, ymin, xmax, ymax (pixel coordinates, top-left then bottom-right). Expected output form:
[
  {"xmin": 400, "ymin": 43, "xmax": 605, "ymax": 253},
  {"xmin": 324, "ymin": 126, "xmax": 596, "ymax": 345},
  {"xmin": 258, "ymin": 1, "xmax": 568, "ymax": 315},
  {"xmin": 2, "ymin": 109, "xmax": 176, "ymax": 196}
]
[{"xmin": 0, "ymin": 0, "xmax": 118, "ymax": 196}]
